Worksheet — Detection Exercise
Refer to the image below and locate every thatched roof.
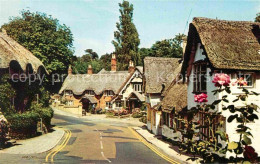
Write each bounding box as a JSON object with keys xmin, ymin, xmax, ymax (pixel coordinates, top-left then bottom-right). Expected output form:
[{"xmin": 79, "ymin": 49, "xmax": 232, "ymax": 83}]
[
  {"xmin": 0, "ymin": 31, "xmax": 45, "ymax": 73},
  {"xmin": 161, "ymin": 83, "xmax": 187, "ymax": 113},
  {"xmin": 182, "ymin": 17, "xmax": 260, "ymax": 73},
  {"xmin": 144, "ymin": 57, "xmax": 182, "ymax": 94},
  {"xmin": 59, "ymin": 72, "xmax": 130, "ymax": 95}
]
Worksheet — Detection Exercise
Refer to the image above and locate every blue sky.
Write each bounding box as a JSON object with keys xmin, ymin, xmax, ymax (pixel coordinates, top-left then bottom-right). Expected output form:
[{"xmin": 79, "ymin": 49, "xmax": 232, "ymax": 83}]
[{"xmin": 0, "ymin": 0, "xmax": 259, "ymax": 57}]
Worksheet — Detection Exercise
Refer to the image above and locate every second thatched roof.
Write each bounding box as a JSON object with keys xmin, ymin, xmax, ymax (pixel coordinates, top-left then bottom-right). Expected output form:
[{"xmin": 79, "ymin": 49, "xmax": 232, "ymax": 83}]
[
  {"xmin": 144, "ymin": 57, "xmax": 182, "ymax": 94},
  {"xmin": 59, "ymin": 72, "xmax": 130, "ymax": 95}
]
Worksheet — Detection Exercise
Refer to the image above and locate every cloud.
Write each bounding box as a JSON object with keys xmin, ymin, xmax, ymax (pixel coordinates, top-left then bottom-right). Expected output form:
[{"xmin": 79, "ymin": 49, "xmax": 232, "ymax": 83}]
[{"xmin": 74, "ymin": 38, "xmax": 114, "ymax": 57}]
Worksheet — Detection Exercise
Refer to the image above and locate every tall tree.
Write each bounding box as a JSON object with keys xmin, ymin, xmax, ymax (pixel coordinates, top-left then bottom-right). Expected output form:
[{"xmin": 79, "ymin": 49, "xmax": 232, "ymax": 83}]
[
  {"xmin": 112, "ymin": 0, "xmax": 140, "ymax": 70},
  {"xmin": 1, "ymin": 10, "xmax": 74, "ymax": 92},
  {"xmin": 255, "ymin": 13, "xmax": 260, "ymax": 22}
]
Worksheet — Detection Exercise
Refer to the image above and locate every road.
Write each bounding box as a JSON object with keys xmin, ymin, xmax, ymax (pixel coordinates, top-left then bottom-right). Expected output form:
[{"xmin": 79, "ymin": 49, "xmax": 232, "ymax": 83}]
[{"xmin": 0, "ymin": 112, "xmax": 172, "ymax": 164}]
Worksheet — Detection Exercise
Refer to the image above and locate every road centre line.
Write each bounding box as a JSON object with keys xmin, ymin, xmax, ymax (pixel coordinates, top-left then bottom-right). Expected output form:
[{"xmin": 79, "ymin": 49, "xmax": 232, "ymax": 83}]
[
  {"xmin": 100, "ymin": 141, "xmax": 103, "ymax": 149},
  {"xmin": 101, "ymin": 151, "xmax": 112, "ymax": 163}
]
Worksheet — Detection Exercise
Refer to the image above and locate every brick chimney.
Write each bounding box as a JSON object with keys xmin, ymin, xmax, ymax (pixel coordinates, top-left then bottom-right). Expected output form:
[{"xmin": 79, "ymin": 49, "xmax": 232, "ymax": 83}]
[
  {"xmin": 87, "ymin": 65, "xmax": 93, "ymax": 74},
  {"xmin": 128, "ymin": 60, "xmax": 135, "ymax": 73},
  {"xmin": 68, "ymin": 65, "xmax": 72, "ymax": 75},
  {"xmin": 111, "ymin": 54, "xmax": 117, "ymax": 72}
]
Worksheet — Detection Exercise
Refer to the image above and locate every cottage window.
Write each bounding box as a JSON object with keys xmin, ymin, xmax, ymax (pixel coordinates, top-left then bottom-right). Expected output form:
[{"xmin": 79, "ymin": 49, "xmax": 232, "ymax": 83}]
[
  {"xmin": 65, "ymin": 90, "xmax": 73, "ymax": 96},
  {"xmin": 163, "ymin": 112, "xmax": 169, "ymax": 126},
  {"xmin": 104, "ymin": 90, "xmax": 114, "ymax": 96},
  {"xmin": 85, "ymin": 90, "xmax": 95, "ymax": 96},
  {"xmin": 133, "ymin": 83, "xmax": 142, "ymax": 92},
  {"xmin": 237, "ymin": 73, "xmax": 254, "ymax": 87},
  {"xmin": 193, "ymin": 63, "xmax": 207, "ymax": 92},
  {"xmin": 175, "ymin": 115, "xmax": 184, "ymax": 130},
  {"xmin": 106, "ymin": 102, "xmax": 112, "ymax": 109},
  {"xmin": 115, "ymin": 101, "xmax": 122, "ymax": 107},
  {"xmin": 198, "ymin": 112, "xmax": 225, "ymax": 141},
  {"xmin": 67, "ymin": 100, "xmax": 74, "ymax": 106}
]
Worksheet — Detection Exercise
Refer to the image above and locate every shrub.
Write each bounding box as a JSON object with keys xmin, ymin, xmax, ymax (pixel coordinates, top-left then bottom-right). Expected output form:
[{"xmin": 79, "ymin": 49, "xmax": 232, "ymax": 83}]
[
  {"xmin": 132, "ymin": 112, "xmax": 143, "ymax": 118},
  {"xmin": 31, "ymin": 102, "xmax": 54, "ymax": 130},
  {"xmin": 0, "ymin": 115, "xmax": 9, "ymax": 148},
  {"xmin": 139, "ymin": 116, "xmax": 147, "ymax": 123},
  {"xmin": 6, "ymin": 111, "xmax": 39, "ymax": 139}
]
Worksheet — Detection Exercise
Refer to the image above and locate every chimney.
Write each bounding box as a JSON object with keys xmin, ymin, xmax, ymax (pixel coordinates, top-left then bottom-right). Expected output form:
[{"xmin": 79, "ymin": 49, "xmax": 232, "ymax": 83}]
[
  {"xmin": 182, "ymin": 36, "xmax": 187, "ymax": 57},
  {"xmin": 87, "ymin": 65, "xmax": 93, "ymax": 74},
  {"xmin": 128, "ymin": 60, "xmax": 135, "ymax": 73},
  {"xmin": 111, "ymin": 54, "xmax": 117, "ymax": 72},
  {"xmin": 68, "ymin": 65, "xmax": 72, "ymax": 75}
]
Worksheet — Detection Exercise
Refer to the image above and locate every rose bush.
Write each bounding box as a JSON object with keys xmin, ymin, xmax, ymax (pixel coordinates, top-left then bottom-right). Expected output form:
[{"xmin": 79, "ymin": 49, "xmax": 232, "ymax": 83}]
[
  {"xmin": 194, "ymin": 93, "xmax": 208, "ymax": 103},
  {"xmin": 212, "ymin": 73, "xmax": 231, "ymax": 87}
]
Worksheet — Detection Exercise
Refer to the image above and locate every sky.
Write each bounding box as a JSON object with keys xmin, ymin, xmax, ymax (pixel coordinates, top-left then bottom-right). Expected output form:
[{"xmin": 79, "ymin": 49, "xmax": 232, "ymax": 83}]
[{"xmin": 0, "ymin": 0, "xmax": 259, "ymax": 57}]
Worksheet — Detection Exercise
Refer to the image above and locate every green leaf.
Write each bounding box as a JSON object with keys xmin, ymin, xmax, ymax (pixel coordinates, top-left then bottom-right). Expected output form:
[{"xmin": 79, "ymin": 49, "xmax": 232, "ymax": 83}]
[
  {"xmin": 251, "ymin": 91, "xmax": 259, "ymax": 96},
  {"xmin": 227, "ymin": 142, "xmax": 238, "ymax": 150},
  {"xmin": 233, "ymin": 98, "xmax": 239, "ymax": 103},
  {"xmin": 243, "ymin": 161, "xmax": 251, "ymax": 164},
  {"xmin": 212, "ymin": 100, "xmax": 221, "ymax": 106},
  {"xmin": 227, "ymin": 114, "xmax": 238, "ymax": 123},
  {"xmin": 243, "ymin": 135, "xmax": 252, "ymax": 145}
]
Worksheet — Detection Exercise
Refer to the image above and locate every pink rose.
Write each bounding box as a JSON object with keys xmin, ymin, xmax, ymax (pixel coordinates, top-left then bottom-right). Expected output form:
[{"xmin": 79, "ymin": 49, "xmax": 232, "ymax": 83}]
[
  {"xmin": 194, "ymin": 93, "xmax": 208, "ymax": 103},
  {"xmin": 212, "ymin": 73, "xmax": 231, "ymax": 87},
  {"xmin": 236, "ymin": 77, "xmax": 248, "ymax": 87}
]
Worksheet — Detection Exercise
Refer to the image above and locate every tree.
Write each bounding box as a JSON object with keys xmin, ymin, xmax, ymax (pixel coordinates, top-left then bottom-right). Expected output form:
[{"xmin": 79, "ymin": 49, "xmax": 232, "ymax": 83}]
[
  {"xmin": 255, "ymin": 13, "xmax": 260, "ymax": 22},
  {"xmin": 139, "ymin": 34, "xmax": 185, "ymax": 65},
  {"xmin": 84, "ymin": 49, "xmax": 99, "ymax": 60},
  {"xmin": 1, "ymin": 10, "xmax": 74, "ymax": 92},
  {"xmin": 112, "ymin": 0, "xmax": 140, "ymax": 70}
]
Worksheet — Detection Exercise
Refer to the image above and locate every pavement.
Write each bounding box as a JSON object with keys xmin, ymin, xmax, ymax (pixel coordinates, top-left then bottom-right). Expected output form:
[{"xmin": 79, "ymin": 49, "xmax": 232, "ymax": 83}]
[
  {"xmin": 133, "ymin": 127, "xmax": 200, "ymax": 164},
  {"xmin": 0, "ymin": 127, "xmax": 65, "ymax": 154}
]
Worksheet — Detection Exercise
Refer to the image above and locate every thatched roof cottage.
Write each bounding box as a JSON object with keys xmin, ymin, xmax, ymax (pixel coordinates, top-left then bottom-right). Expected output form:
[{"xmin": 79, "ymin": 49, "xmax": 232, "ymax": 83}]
[
  {"xmin": 182, "ymin": 17, "xmax": 260, "ymax": 154},
  {"xmin": 144, "ymin": 57, "xmax": 182, "ymax": 135}
]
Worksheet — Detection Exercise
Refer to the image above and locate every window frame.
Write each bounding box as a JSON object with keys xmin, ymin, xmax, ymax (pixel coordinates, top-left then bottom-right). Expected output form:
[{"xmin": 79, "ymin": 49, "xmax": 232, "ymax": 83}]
[
  {"xmin": 235, "ymin": 72, "xmax": 255, "ymax": 88},
  {"xmin": 193, "ymin": 62, "xmax": 207, "ymax": 93},
  {"xmin": 133, "ymin": 83, "xmax": 142, "ymax": 92}
]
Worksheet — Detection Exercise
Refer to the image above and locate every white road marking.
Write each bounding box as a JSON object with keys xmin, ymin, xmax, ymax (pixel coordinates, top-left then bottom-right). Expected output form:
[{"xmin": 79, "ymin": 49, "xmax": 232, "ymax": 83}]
[
  {"xmin": 100, "ymin": 136, "xmax": 102, "ymax": 140},
  {"xmin": 101, "ymin": 151, "xmax": 111, "ymax": 163},
  {"xmin": 100, "ymin": 141, "xmax": 103, "ymax": 149}
]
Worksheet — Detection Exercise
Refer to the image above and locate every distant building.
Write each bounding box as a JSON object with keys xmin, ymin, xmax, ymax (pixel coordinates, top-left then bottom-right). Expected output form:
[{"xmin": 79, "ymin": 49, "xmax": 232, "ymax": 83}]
[
  {"xmin": 59, "ymin": 54, "xmax": 145, "ymax": 114},
  {"xmin": 143, "ymin": 57, "xmax": 182, "ymax": 135}
]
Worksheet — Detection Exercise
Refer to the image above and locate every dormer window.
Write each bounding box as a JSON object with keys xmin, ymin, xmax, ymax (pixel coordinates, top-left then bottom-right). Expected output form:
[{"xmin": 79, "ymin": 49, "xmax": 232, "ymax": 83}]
[
  {"xmin": 65, "ymin": 90, "xmax": 73, "ymax": 96},
  {"xmin": 104, "ymin": 90, "xmax": 114, "ymax": 96},
  {"xmin": 193, "ymin": 63, "xmax": 207, "ymax": 93},
  {"xmin": 85, "ymin": 90, "xmax": 95, "ymax": 96}
]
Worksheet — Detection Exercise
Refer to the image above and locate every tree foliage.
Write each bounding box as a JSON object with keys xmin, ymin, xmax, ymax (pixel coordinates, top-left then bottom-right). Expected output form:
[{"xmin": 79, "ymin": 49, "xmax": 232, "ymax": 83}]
[
  {"xmin": 139, "ymin": 33, "xmax": 185, "ymax": 65},
  {"xmin": 0, "ymin": 75, "xmax": 16, "ymax": 115},
  {"xmin": 112, "ymin": 0, "xmax": 140, "ymax": 70},
  {"xmin": 255, "ymin": 13, "xmax": 260, "ymax": 22},
  {"xmin": 1, "ymin": 10, "xmax": 74, "ymax": 74}
]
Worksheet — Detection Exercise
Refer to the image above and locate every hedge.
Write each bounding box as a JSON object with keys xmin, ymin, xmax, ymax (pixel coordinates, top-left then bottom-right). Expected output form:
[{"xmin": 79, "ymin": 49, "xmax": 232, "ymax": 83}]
[
  {"xmin": 6, "ymin": 111, "xmax": 39, "ymax": 139},
  {"xmin": 34, "ymin": 107, "xmax": 54, "ymax": 130},
  {"xmin": 5, "ymin": 106, "xmax": 54, "ymax": 139}
]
